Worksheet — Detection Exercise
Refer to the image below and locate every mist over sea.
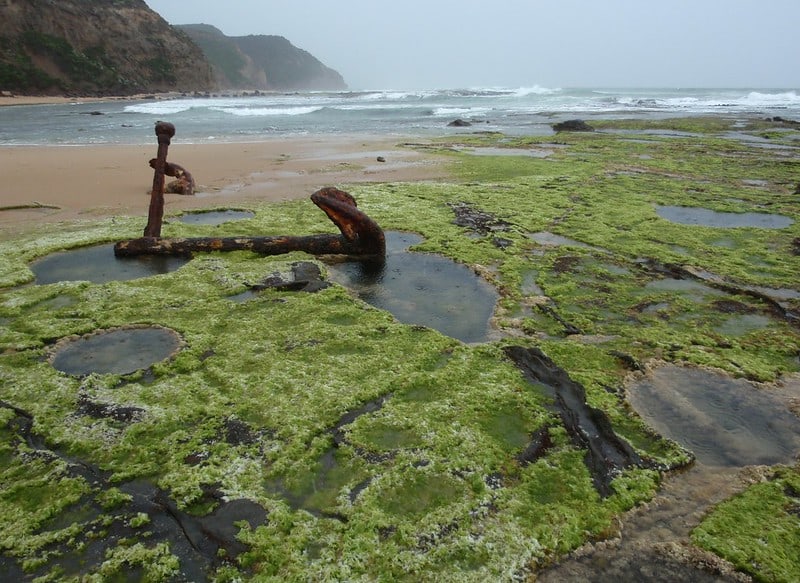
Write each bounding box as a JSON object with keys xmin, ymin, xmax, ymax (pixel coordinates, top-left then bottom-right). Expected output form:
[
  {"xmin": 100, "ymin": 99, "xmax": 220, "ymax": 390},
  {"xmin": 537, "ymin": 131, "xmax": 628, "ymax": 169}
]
[{"xmin": 2, "ymin": 87, "xmax": 799, "ymax": 146}]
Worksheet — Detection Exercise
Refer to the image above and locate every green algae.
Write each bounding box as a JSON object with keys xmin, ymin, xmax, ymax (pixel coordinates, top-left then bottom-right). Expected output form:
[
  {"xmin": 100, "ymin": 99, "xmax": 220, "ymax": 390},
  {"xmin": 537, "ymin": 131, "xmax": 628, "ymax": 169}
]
[
  {"xmin": 1, "ymin": 116, "xmax": 799, "ymax": 580},
  {"xmin": 692, "ymin": 465, "xmax": 800, "ymax": 583}
]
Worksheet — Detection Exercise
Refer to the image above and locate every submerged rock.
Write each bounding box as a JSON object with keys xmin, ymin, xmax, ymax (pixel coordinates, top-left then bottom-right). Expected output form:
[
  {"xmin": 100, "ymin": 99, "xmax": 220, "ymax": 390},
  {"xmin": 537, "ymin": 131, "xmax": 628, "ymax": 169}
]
[
  {"xmin": 449, "ymin": 201, "xmax": 512, "ymax": 235},
  {"xmin": 627, "ymin": 364, "xmax": 800, "ymax": 467},
  {"xmin": 504, "ymin": 345, "xmax": 644, "ymax": 496},
  {"xmin": 248, "ymin": 261, "xmax": 331, "ymax": 293}
]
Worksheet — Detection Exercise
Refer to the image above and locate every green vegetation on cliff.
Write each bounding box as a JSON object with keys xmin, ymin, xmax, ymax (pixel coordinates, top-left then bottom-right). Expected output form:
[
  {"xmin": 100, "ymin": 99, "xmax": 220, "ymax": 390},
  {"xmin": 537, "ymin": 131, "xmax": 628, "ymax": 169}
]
[
  {"xmin": 0, "ymin": 0, "xmax": 212, "ymax": 95},
  {"xmin": 0, "ymin": 1, "xmax": 347, "ymax": 95},
  {"xmin": 178, "ymin": 24, "xmax": 348, "ymax": 91}
]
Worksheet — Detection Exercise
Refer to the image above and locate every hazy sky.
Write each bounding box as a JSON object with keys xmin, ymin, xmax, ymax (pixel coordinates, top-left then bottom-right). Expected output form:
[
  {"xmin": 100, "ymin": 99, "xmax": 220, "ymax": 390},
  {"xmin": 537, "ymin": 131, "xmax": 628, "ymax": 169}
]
[{"xmin": 145, "ymin": 0, "xmax": 799, "ymax": 90}]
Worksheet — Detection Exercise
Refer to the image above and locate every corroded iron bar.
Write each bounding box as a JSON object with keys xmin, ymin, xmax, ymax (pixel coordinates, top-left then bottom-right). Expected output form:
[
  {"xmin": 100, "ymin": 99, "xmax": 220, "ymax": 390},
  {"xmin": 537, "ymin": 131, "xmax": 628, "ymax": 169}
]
[
  {"xmin": 115, "ymin": 186, "xmax": 385, "ymax": 259},
  {"xmin": 149, "ymin": 158, "xmax": 195, "ymax": 196},
  {"xmin": 143, "ymin": 121, "xmax": 175, "ymax": 237},
  {"xmin": 115, "ymin": 234, "xmax": 350, "ymax": 257}
]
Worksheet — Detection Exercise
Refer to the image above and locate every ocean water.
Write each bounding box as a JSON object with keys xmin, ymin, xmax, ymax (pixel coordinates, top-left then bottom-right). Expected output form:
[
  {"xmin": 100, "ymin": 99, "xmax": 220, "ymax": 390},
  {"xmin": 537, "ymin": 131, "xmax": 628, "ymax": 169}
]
[{"xmin": 1, "ymin": 86, "xmax": 799, "ymax": 146}]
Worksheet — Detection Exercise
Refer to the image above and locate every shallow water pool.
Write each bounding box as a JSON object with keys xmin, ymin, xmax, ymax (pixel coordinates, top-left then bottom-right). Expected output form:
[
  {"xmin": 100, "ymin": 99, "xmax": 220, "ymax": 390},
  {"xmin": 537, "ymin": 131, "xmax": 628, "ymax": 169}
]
[
  {"xmin": 327, "ymin": 232, "xmax": 499, "ymax": 343},
  {"xmin": 30, "ymin": 243, "xmax": 189, "ymax": 284}
]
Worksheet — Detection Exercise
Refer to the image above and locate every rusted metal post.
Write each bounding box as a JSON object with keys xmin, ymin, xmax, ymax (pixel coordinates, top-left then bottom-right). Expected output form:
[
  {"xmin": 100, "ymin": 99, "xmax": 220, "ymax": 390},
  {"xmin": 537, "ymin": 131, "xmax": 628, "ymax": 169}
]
[{"xmin": 143, "ymin": 121, "xmax": 175, "ymax": 237}]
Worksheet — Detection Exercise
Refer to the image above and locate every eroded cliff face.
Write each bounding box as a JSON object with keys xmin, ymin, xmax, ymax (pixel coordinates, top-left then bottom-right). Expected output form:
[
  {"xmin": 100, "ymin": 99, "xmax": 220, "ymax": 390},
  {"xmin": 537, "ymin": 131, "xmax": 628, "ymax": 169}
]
[{"xmin": 0, "ymin": 0, "xmax": 214, "ymax": 95}]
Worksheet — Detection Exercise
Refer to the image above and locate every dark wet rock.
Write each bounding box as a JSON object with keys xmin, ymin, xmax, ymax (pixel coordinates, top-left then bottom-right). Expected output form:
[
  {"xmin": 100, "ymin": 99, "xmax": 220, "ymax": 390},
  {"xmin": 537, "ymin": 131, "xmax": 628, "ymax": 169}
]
[
  {"xmin": 201, "ymin": 499, "xmax": 267, "ymax": 555},
  {"xmin": 515, "ymin": 426, "xmax": 554, "ymax": 466},
  {"xmin": 223, "ymin": 417, "xmax": 257, "ymax": 446},
  {"xmin": 552, "ymin": 119, "xmax": 595, "ymax": 132},
  {"xmin": 609, "ymin": 350, "xmax": 644, "ymax": 372},
  {"xmin": 80, "ymin": 111, "xmax": 105, "ymax": 115},
  {"xmin": 449, "ymin": 201, "xmax": 512, "ymax": 235},
  {"xmin": 184, "ymin": 451, "xmax": 211, "ymax": 466},
  {"xmin": 1, "ymin": 401, "xmax": 110, "ymax": 489},
  {"xmin": 330, "ymin": 394, "xmax": 390, "ymax": 454},
  {"xmin": 537, "ymin": 304, "xmax": 582, "ymax": 335},
  {"xmin": 785, "ymin": 480, "xmax": 800, "ymax": 517},
  {"xmin": 376, "ymin": 156, "xmax": 386, "ymax": 162},
  {"xmin": 485, "ymin": 472, "xmax": 504, "ymax": 490},
  {"xmin": 248, "ymin": 261, "xmax": 331, "ymax": 293},
  {"xmin": 349, "ymin": 477, "xmax": 373, "ymax": 502},
  {"xmin": 0, "ymin": 558, "xmax": 27, "ymax": 582},
  {"xmin": 0, "ymin": 401, "xmax": 46, "ymax": 451},
  {"xmin": 551, "ymin": 255, "xmax": 581, "ymax": 274},
  {"xmin": 102, "ymin": 482, "xmax": 268, "ymax": 581},
  {"xmin": 504, "ymin": 345, "xmax": 643, "ymax": 497},
  {"xmin": 768, "ymin": 115, "xmax": 800, "ymax": 126},
  {"xmin": 0, "ymin": 403, "xmax": 267, "ymax": 581},
  {"xmin": 76, "ymin": 393, "xmax": 145, "ymax": 423},
  {"xmin": 492, "ymin": 236, "xmax": 514, "ymax": 249},
  {"xmin": 128, "ymin": 484, "xmax": 264, "ymax": 580},
  {"xmin": 448, "ymin": 118, "xmax": 472, "ymax": 127},
  {"xmin": 150, "ymin": 490, "xmax": 267, "ymax": 565},
  {"xmin": 710, "ymin": 299, "xmax": 754, "ymax": 314},
  {"xmin": 417, "ymin": 520, "xmax": 460, "ymax": 551}
]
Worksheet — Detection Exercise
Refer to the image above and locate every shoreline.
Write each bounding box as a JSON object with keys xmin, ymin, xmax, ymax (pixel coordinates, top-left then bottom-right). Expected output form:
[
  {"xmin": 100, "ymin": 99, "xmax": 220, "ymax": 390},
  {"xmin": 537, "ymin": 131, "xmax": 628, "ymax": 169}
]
[
  {"xmin": 0, "ymin": 94, "xmax": 156, "ymax": 107},
  {"xmin": 0, "ymin": 136, "xmax": 449, "ymax": 238},
  {"xmin": 0, "ymin": 89, "xmax": 327, "ymax": 108}
]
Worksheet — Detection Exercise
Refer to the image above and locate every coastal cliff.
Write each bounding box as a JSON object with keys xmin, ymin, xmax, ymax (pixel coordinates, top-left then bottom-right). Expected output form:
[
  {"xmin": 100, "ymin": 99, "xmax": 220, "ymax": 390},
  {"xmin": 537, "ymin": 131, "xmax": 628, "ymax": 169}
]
[
  {"xmin": 0, "ymin": 1, "xmax": 347, "ymax": 96},
  {"xmin": 0, "ymin": 0, "xmax": 214, "ymax": 95},
  {"xmin": 177, "ymin": 24, "xmax": 347, "ymax": 91}
]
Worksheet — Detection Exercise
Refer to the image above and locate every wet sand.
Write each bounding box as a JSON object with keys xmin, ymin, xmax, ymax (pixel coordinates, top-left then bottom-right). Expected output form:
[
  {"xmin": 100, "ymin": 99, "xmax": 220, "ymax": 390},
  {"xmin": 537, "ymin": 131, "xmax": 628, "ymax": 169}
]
[
  {"xmin": 0, "ymin": 93, "xmax": 170, "ymax": 107},
  {"xmin": 0, "ymin": 136, "xmax": 449, "ymax": 238}
]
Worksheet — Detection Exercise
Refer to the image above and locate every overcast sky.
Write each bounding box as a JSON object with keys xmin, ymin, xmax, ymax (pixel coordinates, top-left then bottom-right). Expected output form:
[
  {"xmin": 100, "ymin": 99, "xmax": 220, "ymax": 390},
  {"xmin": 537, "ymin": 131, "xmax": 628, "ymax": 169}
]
[{"xmin": 145, "ymin": 0, "xmax": 799, "ymax": 90}]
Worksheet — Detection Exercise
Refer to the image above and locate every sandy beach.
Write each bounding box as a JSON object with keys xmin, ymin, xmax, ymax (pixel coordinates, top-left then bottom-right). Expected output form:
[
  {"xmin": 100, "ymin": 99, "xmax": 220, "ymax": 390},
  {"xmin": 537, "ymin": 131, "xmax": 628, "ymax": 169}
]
[
  {"xmin": 1, "ymin": 94, "xmax": 450, "ymax": 238},
  {"xmin": 0, "ymin": 136, "xmax": 448, "ymax": 237},
  {"xmin": 0, "ymin": 93, "xmax": 170, "ymax": 107}
]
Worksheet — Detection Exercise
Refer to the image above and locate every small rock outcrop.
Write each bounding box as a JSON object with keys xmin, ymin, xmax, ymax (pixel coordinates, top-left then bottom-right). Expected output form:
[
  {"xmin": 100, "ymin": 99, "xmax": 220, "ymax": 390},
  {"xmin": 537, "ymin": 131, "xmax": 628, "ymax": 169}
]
[
  {"xmin": 552, "ymin": 119, "xmax": 595, "ymax": 132},
  {"xmin": 448, "ymin": 118, "xmax": 472, "ymax": 127}
]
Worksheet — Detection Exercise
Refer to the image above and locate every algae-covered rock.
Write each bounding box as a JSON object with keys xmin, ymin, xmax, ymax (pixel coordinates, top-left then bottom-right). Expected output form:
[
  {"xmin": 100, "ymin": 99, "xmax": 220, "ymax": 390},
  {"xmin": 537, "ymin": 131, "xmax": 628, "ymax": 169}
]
[{"xmin": 1, "ymin": 116, "xmax": 799, "ymax": 580}]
